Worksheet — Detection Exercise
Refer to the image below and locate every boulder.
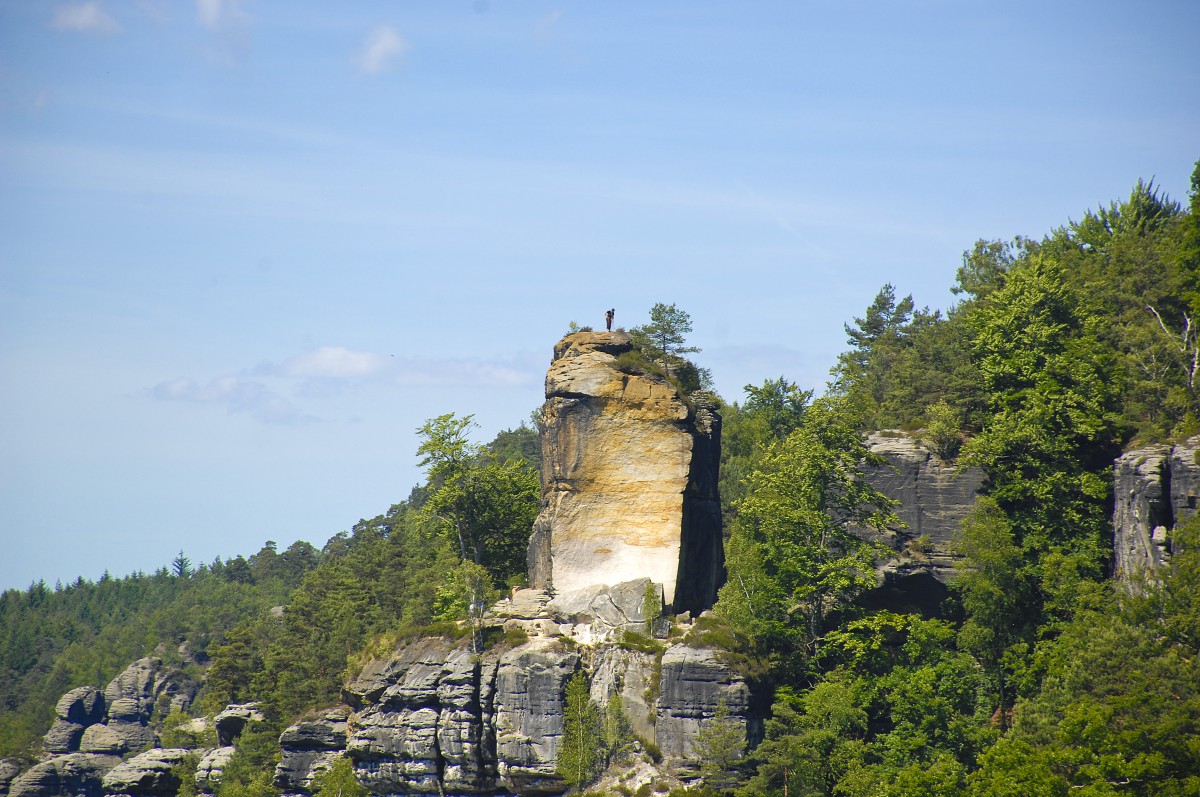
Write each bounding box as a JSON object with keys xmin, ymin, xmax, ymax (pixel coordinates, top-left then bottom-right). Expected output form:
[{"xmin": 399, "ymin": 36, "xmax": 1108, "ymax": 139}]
[
  {"xmin": 101, "ymin": 748, "xmax": 191, "ymax": 795},
  {"xmin": 528, "ymin": 331, "xmax": 723, "ymax": 613},
  {"xmin": 102, "ymin": 657, "xmax": 195, "ymax": 754},
  {"xmin": 7, "ymin": 754, "xmax": 120, "ymax": 797},
  {"xmin": 194, "ymin": 747, "xmax": 235, "ymax": 794},
  {"xmin": 214, "ymin": 703, "xmax": 264, "ymax": 746},
  {"xmin": 41, "ymin": 721, "xmax": 84, "ymax": 755},
  {"xmin": 0, "ymin": 759, "xmax": 28, "ymax": 797},
  {"xmin": 78, "ymin": 725, "xmax": 126, "ymax": 755},
  {"xmin": 54, "ymin": 687, "xmax": 105, "ymax": 727},
  {"xmin": 547, "ymin": 578, "xmax": 661, "ymax": 643}
]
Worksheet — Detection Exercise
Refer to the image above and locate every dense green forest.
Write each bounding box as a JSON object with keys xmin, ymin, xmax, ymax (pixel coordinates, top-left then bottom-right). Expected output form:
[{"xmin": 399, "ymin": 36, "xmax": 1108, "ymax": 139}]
[{"xmin": 2, "ymin": 164, "xmax": 1199, "ymax": 795}]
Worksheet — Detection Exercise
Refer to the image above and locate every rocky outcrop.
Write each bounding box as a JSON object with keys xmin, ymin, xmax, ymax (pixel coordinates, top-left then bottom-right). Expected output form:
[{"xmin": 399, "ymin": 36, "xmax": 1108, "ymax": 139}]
[
  {"xmin": 214, "ymin": 703, "xmax": 263, "ymax": 747},
  {"xmin": 1, "ymin": 760, "xmax": 28, "ymax": 797},
  {"xmin": 102, "ymin": 658, "xmax": 196, "ymax": 755},
  {"xmin": 1114, "ymin": 437, "xmax": 1200, "ymax": 584},
  {"xmin": 655, "ymin": 645, "xmax": 751, "ymax": 762},
  {"xmin": 861, "ymin": 433, "xmax": 985, "ymax": 584},
  {"xmin": 8, "ymin": 754, "xmax": 121, "ymax": 797},
  {"xmin": 277, "ymin": 709, "xmax": 350, "ymax": 793},
  {"xmin": 101, "ymin": 749, "xmax": 191, "ymax": 796},
  {"xmin": 194, "ymin": 748, "xmax": 235, "ymax": 795},
  {"xmin": 325, "ymin": 601, "xmax": 754, "ymax": 797},
  {"xmin": 528, "ymin": 332, "xmax": 723, "ymax": 613},
  {"xmin": 494, "ymin": 641, "xmax": 578, "ymax": 794},
  {"xmin": 42, "ymin": 688, "xmax": 107, "ymax": 755},
  {"xmin": 55, "ymin": 688, "xmax": 105, "ymax": 728}
]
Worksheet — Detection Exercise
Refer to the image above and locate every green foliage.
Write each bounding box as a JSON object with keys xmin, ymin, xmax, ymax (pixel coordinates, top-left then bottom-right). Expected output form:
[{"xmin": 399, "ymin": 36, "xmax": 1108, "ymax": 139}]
[
  {"xmin": 160, "ymin": 707, "xmax": 218, "ymax": 749},
  {"xmin": 559, "ymin": 671, "xmax": 602, "ymax": 788},
  {"xmin": 311, "ymin": 757, "xmax": 367, "ymax": 797},
  {"xmin": 697, "ymin": 698, "xmax": 748, "ymax": 792},
  {"xmin": 0, "ymin": 541, "xmax": 314, "ymax": 758},
  {"xmin": 630, "ymin": 302, "xmax": 700, "ymax": 379},
  {"xmin": 962, "ymin": 256, "xmax": 1123, "ymax": 570},
  {"xmin": 969, "ymin": 538, "xmax": 1200, "ymax": 796},
  {"xmin": 171, "ymin": 752, "xmax": 201, "ymax": 797},
  {"xmin": 920, "ymin": 400, "xmax": 963, "ymax": 461},
  {"xmin": 602, "ymin": 693, "xmax": 635, "ymax": 765},
  {"xmin": 217, "ymin": 724, "xmax": 282, "ymax": 797},
  {"xmin": 716, "ymin": 399, "xmax": 898, "ymax": 657},
  {"xmin": 416, "ymin": 412, "xmax": 540, "ymax": 582}
]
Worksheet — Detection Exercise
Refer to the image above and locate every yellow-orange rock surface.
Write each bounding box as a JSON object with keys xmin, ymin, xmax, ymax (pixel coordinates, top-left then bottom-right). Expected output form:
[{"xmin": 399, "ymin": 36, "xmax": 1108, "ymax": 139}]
[{"xmin": 527, "ymin": 332, "xmax": 722, "ymax": 612}]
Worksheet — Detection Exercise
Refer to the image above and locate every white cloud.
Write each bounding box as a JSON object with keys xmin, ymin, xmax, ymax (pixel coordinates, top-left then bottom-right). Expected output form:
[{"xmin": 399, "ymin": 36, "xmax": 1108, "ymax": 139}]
[
  {"xmin": 150, "ymin": 377, "xmax": 313, "ymax": 425},
  {"xmin": 357, "ymin": 25, "xmax": 407, "ymax": 74},
  {"xmin": 51, "ymin": 2, "xmax": 121, "ymax": 34},
  {"xmin": 280, "ymin": 346, "xmax": 389, "ymax": 379}
]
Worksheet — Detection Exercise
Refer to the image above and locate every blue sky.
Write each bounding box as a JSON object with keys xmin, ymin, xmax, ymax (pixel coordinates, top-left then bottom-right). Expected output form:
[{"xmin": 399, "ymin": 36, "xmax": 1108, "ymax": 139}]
[{"xmin": 2, "ymin": 1, "xmax": 1197, "ymax": 591}]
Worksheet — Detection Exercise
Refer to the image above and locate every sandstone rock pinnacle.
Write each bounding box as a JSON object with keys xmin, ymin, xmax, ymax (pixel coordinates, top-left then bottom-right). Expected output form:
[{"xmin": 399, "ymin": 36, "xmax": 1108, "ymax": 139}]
[{"xmin": 527, "ymin": 331, "xmax": 723, "ymax": 612}]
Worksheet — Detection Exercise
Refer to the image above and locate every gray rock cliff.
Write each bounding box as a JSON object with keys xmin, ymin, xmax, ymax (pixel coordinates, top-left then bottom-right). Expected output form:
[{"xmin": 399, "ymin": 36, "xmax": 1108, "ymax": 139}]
[
  {"xmin": 1114, "ymin": 436, "xmax": 1200, "ymax": 584},
  {"xmin": 859, "ymin": 433, "xmax": 985, "ymax": 586}
]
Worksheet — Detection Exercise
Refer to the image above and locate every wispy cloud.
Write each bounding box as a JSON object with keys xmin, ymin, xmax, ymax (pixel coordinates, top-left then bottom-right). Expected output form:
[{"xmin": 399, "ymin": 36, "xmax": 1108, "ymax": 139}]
[
  {"xmin": 278, "ymin": 346, "xmax": 389, "ymax": 379},
  {"xmin": 357, "ymin": 25, "xmax": 407, "ymax": 74},
  {"xmin": 149, "ymin": 346, "xmax": 540, "ymax": 426},
  {"xmin": 150, "ymin": 377, "xmax": 314, "ymax": 426},
  {"xmin": 51, "ymin": 2, "xmax": 121, "ymax": 34}
]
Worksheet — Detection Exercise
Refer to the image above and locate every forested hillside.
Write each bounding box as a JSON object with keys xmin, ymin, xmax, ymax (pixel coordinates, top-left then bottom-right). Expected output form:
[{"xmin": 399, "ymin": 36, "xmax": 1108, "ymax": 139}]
[
  {"xmin": 709, "ymin": 163, "xmax": 1200, "ymax": 795},
  {"xmin": 3, "ymin": 164, "xmax": 1198, "ymax": 795}
]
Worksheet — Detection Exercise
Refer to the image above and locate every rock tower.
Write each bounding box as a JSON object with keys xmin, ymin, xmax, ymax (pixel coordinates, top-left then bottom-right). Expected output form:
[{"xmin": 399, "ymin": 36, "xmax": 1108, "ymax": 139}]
[{"xmin": 527, "ymin": 331, "xmax": 723, "ymax": 613}]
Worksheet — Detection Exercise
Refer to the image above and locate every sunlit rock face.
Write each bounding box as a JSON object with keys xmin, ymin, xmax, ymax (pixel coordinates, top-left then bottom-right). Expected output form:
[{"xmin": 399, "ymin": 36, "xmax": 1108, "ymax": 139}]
[{"xmin": 527, "ymin": 331, "xmax": 723, "ymax": 613}]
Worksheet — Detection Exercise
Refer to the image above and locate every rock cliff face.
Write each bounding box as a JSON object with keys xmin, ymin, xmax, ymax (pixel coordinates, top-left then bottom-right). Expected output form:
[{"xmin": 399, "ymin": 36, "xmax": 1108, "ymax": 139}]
[
  {"xmin": 859, "ymin": 433, "xmax": 985, "ymax": 585},
  {"xmin": 1113, "ymin": 436, "xmax": 1200, "ymax": 583},
  {"xmin": 270, "ymin": 595, "xmax": 752, "ymax": 797},
  {"xmin": 528, "ymin": 332, "xmax": 723, "ymax": 613}
]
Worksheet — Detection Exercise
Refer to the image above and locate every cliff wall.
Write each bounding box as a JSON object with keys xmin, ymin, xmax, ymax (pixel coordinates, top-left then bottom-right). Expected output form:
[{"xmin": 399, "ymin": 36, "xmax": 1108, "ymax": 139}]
[{"xmin": 1113, "ymin": 436, "xmax": 1200, "ymax": 583}]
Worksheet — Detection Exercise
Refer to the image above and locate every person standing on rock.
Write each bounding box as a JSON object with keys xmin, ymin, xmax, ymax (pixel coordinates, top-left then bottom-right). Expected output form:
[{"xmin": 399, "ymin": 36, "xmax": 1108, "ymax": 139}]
[{"xmin": 605, "ymin": 308, "xmax": 614, "ymax": 331}]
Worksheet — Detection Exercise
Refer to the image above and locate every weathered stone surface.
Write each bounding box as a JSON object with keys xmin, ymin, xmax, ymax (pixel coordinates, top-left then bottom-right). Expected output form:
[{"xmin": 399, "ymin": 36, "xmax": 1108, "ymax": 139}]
[
  {"xmin": 1114, "ymin": 437, "xmax": 1200, "ymax": 584},
  {"xmin": 0, "ymin": 759, "xmax": 28, "ymax": 797},
  {"xmin": 861, "ymin": 433, "xmax": 985, "ymax": 583},
  {"xmin": 529, "ymin": 331, "xmax": 723, "ymax": 613},
  {"xmin": 495, "ymin": 640, "xmax": 579, "ymax": 795},
  {"xmin": 655, "ymin": 644, "xmax": 750, "ymax": 762},
  {"xmin": 1114, "ymin": 445, "xmax": 1173, "ymax": 582},
  {"xmin": 276, "ymin": 708, "xmax": 351, "ymax": 793},
  {"xmin": 41, "ymin": 721, "xmax": 84, "ymax": 755},
  {"xmin": 589, "ymin": 646, "xmax": 657, "ymax": 743},
  {"xmin": 8, "ymin": 754, "xmax": 120, "ymax": 797},
  {"xmin": 101, "ymin": 657, "xmax": 195, "ymax": 754},
  {"xmin": 78, "ymin": 724, "xmax": 125, "ymax": 755},
  {"xmin": 102, "ymin": 748, "xmax": 191, "ymax": 795},
  {"xmin": 546, "ymin": 578, "xmax": 660, "ymax": 643},
  {"xmin": 1168, "ymin": 437, "xmax": 1200, "ymax": 526},
  {"xmin": 55, "ymin": 687, "xmax": 105, "ymax": 727},
  {"xmin": 214, "ymin": 703, "xmax": 264, "ymax": 746},
  {"xmin": 194, "ymin": 747, "xmax": 235, "ymax": 794},
  {"xmin": 347, "ymin": 637, "xmax": 497, "ymax": 796}
]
